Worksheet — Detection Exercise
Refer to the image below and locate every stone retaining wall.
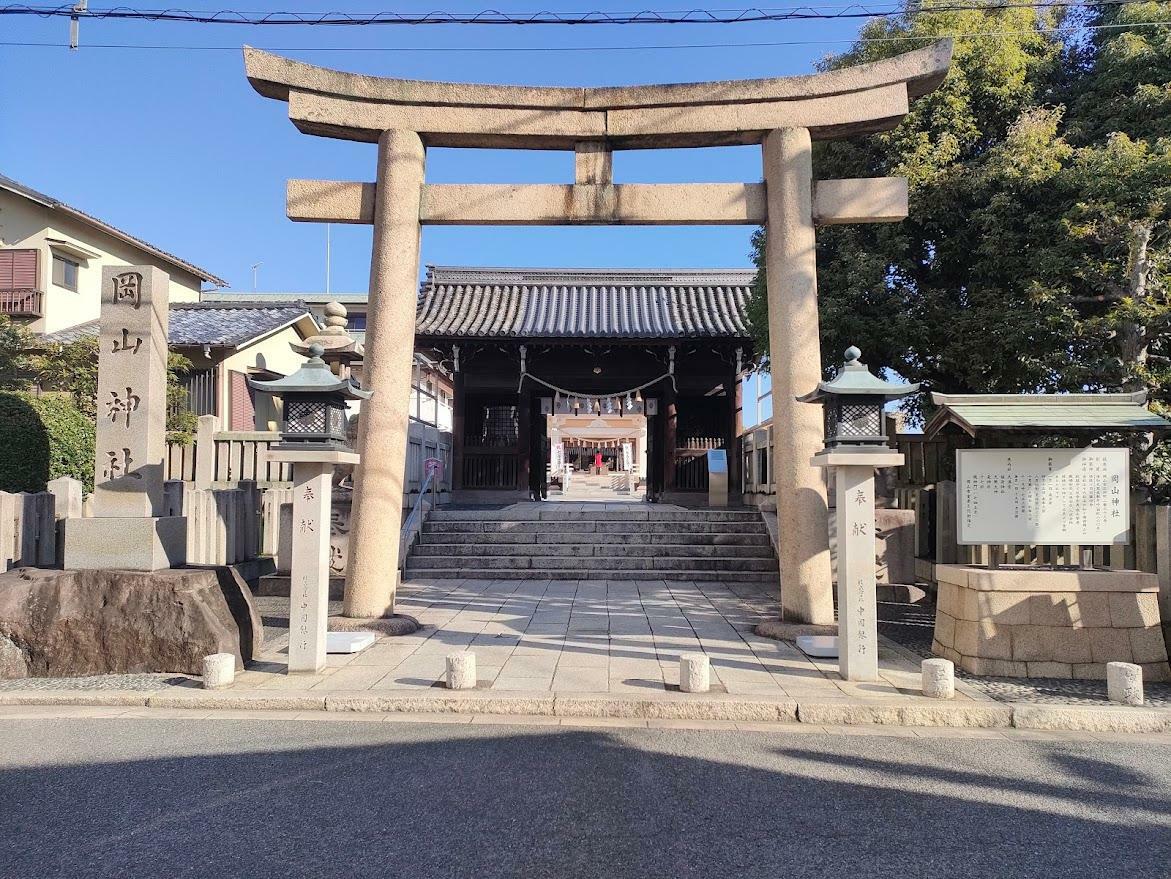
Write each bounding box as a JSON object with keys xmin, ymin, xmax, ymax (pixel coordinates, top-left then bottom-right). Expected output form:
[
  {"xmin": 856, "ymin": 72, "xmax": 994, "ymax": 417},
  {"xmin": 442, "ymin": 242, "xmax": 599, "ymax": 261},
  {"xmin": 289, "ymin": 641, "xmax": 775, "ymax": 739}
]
[{"xmin": 932, "ymin": 564, "xmax": 1170, "ymax": 681}]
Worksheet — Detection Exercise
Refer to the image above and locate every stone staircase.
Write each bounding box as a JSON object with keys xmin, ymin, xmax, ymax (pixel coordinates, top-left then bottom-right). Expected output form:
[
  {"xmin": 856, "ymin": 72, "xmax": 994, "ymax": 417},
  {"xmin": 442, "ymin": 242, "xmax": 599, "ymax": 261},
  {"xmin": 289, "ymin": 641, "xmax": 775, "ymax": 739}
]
[{"xmin": 405, "ymin": 507, "xmax": 777, "ymax": 581}]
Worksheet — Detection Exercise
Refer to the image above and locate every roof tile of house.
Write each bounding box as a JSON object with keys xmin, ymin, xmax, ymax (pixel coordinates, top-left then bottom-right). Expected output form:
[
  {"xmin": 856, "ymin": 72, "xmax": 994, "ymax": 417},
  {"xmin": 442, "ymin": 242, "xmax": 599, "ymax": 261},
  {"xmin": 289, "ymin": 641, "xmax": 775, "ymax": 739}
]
[{"xmin": 43, "ymin": 302, "xmax": 314, "ymax": 348}]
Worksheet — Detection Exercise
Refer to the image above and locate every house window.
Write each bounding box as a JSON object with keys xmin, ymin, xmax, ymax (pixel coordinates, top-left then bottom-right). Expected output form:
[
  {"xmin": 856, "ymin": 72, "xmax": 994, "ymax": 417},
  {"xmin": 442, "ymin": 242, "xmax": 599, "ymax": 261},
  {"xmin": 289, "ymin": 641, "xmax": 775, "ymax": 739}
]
[{"xmin": 51, "ymin": 254, "xmax": 79, "ymax": 291}]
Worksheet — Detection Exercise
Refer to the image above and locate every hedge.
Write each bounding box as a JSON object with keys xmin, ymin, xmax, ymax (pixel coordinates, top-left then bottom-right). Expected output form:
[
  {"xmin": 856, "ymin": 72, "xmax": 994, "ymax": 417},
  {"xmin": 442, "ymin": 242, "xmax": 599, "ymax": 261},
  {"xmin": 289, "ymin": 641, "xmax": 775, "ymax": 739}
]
[{"xmin": 0, "ymin": 391, "xmax": 95, "ymax": 493}]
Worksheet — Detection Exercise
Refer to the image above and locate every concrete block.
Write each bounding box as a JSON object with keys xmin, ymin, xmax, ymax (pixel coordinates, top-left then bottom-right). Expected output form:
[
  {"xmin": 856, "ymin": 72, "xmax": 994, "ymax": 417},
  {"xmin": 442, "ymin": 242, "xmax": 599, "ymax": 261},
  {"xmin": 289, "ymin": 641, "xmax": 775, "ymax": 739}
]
[
  {"xmin": 1011, "ymin": 626, "xmax": 1091, "ymax": 664},
  {"xmin": 1140, "ymin": 661, "xmax": 1171, "ymax": 683},
  {"xmin": 1128, "ymin": 626, "xmax": 1169, "ymax": 665},
  {"xmin": 1025, "ymin": 661, "xmax": 1073, "ymax": 678},
  {"xmin": 1011, "ymin": 704, "xmax": 1170, "ymax": 733},
  {"xmin": 202, "ymin": 653, "xmax": 236, "ymax": 689},
  {"xmin": 932, "ymin": 611, "xmax": 956, "ymax": 650},
  {"xmin": 1029, "ymin": 593, "xmax": 1079, "ymax": 627},
  {"xmin": 962, "ymin": 657, "xmax": 1028, "ymax": 677},
  {"xmin": 921, "ymin": 658, "xmax": 954, "ymax": 699},
  {"xmin": 1109, "ymin": 592, "xmax": 1161, "ymax": 628},
  {"xmin": 63, "ymin": 516, "xmax": 187, "ymax": 571},
  {"xmin": 1106, "ymin": 661, "xmax": 1143, "ymax": 706},
  {"xmin": 679, "ymin": 653, "xmax": 710, "ymax": 693},
  {"xmin": 977, "ymin": 591, "xmax": 1031, "ymax": 625},
  {"xmin": 447, "ymin": 652, "xmax": 477, "ymax": 690},
  {"xmin": 1088, "ymin": 627, "xmax": 1132, "ymax": 664},
  {"xmin": 1072, "ymin": 592, "xmax": 1112, "ymax": 628}
]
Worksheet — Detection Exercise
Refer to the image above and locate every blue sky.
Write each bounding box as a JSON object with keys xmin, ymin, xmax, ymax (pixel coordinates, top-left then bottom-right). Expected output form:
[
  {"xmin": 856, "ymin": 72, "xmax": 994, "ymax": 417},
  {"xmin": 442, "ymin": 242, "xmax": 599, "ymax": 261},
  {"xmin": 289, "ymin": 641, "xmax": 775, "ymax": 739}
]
[{"xmin": 2, "ymin": 2, "xmax": 868, "ymax": 293}]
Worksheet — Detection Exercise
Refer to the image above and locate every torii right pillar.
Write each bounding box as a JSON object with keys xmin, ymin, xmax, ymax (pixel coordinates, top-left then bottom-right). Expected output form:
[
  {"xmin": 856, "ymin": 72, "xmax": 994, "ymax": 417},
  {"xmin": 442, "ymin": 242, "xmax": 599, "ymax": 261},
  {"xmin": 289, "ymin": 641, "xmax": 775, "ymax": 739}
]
[{"xmin": 762, "ymin": 128, "xmax": 832, "ymax": 625}]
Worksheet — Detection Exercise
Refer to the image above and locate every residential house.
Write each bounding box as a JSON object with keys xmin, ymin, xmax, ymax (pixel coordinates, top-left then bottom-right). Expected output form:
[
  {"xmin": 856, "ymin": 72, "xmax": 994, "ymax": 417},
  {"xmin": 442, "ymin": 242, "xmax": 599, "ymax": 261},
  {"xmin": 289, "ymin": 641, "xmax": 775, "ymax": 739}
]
[
  {"xmin": 47, "ymin": 302, "xmax": 319, "ymax": 431},
  {"xmin": 202, "ymin": 290, "xmax": 453, "ymax": 431},
  {"xmin": 0, "ymin": 174, "xmax": 225, "ymax": 333}
]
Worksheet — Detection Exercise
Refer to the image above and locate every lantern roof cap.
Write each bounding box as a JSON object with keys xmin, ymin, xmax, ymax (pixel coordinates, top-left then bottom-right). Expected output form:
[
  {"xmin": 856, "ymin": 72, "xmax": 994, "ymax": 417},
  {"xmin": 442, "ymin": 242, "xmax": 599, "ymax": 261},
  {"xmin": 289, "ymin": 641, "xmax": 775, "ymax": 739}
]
[
  {"xmin": 796, "ymin": 346, "xmax": 919, "ymax": 402},
  {"xmin": 247, "ymin": 343, "xmax": 372, "ymax": 399}
]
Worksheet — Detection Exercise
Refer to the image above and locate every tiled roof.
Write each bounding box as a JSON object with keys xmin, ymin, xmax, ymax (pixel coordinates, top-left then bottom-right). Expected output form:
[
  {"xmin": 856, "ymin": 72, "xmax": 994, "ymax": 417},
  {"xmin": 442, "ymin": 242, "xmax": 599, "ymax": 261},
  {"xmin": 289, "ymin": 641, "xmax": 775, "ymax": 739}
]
[
  {"xmin": 43, "ymin": 302, "xmax": 315, "ymax": 348},
  {"xmin": 924, "ymin": 392, "xmax": 1171, "ymax": 437},
  {"xmin": 415, "ymin": 266, "xmax": 755, "ymax": 340},
  {"xmin": 0, "ymin": 174, "xmax": 227, "ymax": 286}
]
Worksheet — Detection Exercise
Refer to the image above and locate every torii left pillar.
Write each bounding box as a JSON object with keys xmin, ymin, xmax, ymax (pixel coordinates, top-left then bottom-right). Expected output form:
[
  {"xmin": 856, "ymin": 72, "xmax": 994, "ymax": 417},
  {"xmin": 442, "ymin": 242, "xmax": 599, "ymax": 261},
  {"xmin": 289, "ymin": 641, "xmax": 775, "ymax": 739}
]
[{"xmin": 344, "ymin": 130, "xmax": 425, "ymax": 619}]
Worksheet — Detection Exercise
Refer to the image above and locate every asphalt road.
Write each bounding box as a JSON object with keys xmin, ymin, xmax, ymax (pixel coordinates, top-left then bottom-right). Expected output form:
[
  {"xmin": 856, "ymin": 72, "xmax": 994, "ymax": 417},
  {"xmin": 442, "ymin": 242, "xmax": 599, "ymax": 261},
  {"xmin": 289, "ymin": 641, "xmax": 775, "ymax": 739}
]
[{"xmin": 1, "ymin": 717, "xmax": 1168, "ymax": 879}]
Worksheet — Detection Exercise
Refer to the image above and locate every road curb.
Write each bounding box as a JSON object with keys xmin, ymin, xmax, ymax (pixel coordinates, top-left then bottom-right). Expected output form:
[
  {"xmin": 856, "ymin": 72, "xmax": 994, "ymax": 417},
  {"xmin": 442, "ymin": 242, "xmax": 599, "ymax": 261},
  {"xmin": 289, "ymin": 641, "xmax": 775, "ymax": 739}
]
[{"xmin": 1, "ymin": 688, "xmax": 1168, "ymax": 732}]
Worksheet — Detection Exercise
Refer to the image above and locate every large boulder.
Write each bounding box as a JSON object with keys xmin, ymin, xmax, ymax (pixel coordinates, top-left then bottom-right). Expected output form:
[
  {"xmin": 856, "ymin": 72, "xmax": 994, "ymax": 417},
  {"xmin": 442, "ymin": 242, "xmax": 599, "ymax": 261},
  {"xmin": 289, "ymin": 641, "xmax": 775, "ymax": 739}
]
[{"xmin": 0, "ymin": 567, "xmax": 260, "ymax": 678}]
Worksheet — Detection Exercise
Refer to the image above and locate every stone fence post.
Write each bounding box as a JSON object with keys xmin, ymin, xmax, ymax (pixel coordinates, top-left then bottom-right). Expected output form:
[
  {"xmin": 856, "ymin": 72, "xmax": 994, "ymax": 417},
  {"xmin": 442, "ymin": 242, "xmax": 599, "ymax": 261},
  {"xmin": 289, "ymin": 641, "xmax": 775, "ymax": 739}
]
[
  {"xmin": 194, "ymin": 414, "xmax": 219, "ymax": 490},
  {"xmin": 47, "ymin": 477, "xmax": 83, "ymax": 568}
]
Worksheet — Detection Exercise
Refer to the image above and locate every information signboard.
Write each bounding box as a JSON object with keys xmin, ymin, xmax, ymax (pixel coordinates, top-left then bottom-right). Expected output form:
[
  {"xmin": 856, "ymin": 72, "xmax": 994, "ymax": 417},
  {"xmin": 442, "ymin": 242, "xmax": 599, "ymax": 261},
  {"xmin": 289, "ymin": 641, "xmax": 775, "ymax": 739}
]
[{"xmin": 956, "ymin": 448, "xmax": 1129, "ymax": 545}]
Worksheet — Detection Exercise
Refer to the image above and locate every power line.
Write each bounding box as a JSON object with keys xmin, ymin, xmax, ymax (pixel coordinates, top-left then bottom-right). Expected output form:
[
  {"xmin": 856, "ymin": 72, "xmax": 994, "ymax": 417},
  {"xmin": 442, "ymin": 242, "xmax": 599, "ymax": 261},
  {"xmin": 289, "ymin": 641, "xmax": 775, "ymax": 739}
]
[
  {"xmin": 1, "ymin": 19, "xmax": 1165, "ymax": 52},
  {"xmin": 0, "ymin": 0, "xmax": 1151, "ymax": 27}
]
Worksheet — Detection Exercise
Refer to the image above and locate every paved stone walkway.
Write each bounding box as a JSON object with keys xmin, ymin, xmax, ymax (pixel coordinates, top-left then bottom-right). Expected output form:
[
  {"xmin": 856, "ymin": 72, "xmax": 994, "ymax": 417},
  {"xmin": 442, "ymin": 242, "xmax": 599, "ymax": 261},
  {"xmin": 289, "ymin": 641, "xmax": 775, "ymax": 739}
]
[
  {"xmin": 235, "ymin": 579, "xmax": 980, "ymax": 702},
  {"xmin": 3, "ymin": 577, "xmax": 1167, "ymax": 710}
]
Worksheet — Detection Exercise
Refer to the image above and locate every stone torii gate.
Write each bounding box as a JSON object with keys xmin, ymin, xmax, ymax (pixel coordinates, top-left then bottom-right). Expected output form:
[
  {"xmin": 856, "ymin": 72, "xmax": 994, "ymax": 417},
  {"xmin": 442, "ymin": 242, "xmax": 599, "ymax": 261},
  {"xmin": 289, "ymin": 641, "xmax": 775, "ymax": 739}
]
[{"xmin": 243, "ymin": 40, "xmax": 952, "ymax": 623}]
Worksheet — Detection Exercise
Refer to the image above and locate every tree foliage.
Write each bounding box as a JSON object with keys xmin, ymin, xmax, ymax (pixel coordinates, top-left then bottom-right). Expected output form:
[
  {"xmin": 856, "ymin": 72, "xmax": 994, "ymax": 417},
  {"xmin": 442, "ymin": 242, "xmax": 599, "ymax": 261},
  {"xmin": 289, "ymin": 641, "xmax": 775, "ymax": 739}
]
[
  {"xmin": 0, "ymin": 391, "xmax": 95, "ymax": 492},
  {"xmin": 748, "ymin": 0, "xmax": 1171, "ymax": 438},
  {"xmin": 30, "ymin": 336, "xmax": 199, "ymax": 444}
]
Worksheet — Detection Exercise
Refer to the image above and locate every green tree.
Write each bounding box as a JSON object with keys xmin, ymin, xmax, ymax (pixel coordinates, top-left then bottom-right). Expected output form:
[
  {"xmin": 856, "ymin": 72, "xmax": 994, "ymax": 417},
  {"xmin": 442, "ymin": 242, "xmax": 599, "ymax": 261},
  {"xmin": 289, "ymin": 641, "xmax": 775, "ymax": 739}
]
[
  {"xmin": 748, "ymin": 0, "xmax": 1171, "ymax": 431},
  {"xmin": 0, "ymin": 314, "xmax": 36, "ymax": 389},
  {"xmin": 31, "ymin": 336, "xmax": 199, "ymax": 444}
]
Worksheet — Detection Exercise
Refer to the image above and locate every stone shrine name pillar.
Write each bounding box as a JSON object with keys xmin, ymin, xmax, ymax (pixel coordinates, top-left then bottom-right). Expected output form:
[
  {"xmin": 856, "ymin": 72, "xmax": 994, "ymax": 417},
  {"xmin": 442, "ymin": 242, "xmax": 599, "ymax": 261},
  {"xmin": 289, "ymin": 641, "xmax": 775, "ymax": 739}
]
[
  {"xmin": 762, "ymin": 128, "xmax": 835, "ymax": 626},
  {"xmin": 344, "ymin": 129, "xmax": 426, "ymax": 619},
  {"xmin": 65, "ymin": 265, "xmax": 186, "ymax": 570}
]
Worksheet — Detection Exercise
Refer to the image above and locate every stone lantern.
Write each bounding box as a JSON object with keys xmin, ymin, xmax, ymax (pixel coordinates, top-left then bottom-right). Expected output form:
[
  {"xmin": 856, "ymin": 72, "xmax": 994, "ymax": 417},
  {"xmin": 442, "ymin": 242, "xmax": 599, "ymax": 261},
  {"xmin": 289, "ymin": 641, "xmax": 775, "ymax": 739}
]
[
  {"xmin": 796, "ymin": 346, "xmax": 916, "ymax": 681},
  {"xmin": 249, "ymin": 344, "xmax": 371, "ymax": 673}
]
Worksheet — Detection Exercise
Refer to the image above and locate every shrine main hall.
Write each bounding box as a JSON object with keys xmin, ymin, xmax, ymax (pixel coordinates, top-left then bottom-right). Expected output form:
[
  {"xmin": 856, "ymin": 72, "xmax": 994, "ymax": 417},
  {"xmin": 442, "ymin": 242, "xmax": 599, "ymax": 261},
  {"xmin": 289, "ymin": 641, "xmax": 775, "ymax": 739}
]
[{"xmin": 413, "ymin": 264, "xmax": 754, "ymax": 505}]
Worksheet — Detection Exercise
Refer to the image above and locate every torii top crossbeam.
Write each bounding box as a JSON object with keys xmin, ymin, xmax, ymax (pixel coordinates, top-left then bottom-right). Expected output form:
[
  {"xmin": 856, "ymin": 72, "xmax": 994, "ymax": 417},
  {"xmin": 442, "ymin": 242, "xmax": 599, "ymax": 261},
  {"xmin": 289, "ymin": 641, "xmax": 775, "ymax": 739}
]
[{"xmin": 244, "ymin": 41, "xmax": 952, "ymax": 149}]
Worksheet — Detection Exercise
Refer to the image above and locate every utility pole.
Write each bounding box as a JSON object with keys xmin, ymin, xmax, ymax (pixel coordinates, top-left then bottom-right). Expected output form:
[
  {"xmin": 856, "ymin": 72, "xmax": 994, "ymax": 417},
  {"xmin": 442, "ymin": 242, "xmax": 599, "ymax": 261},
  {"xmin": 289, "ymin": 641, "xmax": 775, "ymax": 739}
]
[{"xmin": 251, "ymin": 262, "xmax": 262, "ymax": 292}]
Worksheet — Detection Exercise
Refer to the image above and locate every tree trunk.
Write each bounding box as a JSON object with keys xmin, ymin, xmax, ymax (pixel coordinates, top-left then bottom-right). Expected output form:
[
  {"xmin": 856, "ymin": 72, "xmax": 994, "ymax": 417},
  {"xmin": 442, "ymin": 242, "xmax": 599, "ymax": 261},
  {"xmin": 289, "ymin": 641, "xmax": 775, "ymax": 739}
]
[{"xmin": 1118, "ymin": 220, "xmax": 1153, "ymax": 390}]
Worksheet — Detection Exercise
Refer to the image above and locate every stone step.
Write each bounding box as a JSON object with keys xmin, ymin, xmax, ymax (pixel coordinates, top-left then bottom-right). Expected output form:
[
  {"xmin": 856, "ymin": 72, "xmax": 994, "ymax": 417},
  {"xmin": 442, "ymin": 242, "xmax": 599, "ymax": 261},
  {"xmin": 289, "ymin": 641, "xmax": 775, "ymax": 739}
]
[
  {"xmin": 406, "ymin": 555, "xmax": 778, "ymax": 572},
  {"xmin": 430, "ymin": 508, "xmax": 763, "ymax": 523},
  {"xmin": 405, "ymin": 568, "xmax": 777, "ymax": 582},
  {"xmin": 411, "ymin": 542, "xmax": 775, "ymax": 559},
  {"xmin": 424, "ymin": 520, "xmax": 767, "ymax": 535},
  {"xmin": 417, "ymin": 530, "xmax": 772, "ymax": 547}
]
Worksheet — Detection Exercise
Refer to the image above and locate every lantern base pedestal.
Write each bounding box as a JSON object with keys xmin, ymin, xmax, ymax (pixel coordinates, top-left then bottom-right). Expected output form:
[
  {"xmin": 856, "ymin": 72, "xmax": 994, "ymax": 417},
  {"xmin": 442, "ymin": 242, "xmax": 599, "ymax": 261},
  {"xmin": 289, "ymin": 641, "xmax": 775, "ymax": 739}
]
[
  {"xmin": 796, "ymin": 634, "xmax": 839, "ymax": 658},
  {"xmin": 267, "ymin": 449, "xmax": 361, "ymax": 466},
  {"xmin": 64, "ymin": 516, "xmax": 188, "ymax": 572},
  {"xmin": 810, "ymin": 448, "xmax": 905, "ymax": 469}
]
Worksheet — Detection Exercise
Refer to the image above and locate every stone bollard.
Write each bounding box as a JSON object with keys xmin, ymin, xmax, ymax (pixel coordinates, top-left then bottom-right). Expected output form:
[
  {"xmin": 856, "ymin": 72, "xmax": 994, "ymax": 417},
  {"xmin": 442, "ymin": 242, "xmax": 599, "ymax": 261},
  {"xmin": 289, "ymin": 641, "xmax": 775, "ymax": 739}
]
[
  {"xmin": 921, "ymin": 658, "xmax": 955, "ymax": 699},
  {"xmin": 679, "ymin": 653, "xmax": 710, "ymax": 693},
  {"xmin": 1106, "ymin": 661, "xmax": 1143, "ymax": 706},
  {"xmin": 202, "ymin": 653, "xmax": 236, "ymax": 690},
  {"xmin": 446, "ymin": 652, "xmax": 477, "ymax": 690}
]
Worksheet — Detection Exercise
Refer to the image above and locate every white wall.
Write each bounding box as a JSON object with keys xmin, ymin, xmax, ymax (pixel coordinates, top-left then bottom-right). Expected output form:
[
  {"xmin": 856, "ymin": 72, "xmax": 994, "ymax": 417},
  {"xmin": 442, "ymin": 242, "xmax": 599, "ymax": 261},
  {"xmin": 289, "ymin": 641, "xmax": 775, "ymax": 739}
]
[{"xmin": 0, "ymin": 190, "xmax": 206, "ymax": 334}]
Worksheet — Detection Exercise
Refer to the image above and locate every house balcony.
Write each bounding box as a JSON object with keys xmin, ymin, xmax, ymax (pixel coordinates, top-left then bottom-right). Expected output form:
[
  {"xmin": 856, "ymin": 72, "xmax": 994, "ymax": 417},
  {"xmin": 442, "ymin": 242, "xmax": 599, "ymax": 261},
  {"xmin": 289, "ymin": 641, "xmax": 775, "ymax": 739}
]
[{"xmin": 0, "ymin": 288, "xmax": 43, "ymax": 318}]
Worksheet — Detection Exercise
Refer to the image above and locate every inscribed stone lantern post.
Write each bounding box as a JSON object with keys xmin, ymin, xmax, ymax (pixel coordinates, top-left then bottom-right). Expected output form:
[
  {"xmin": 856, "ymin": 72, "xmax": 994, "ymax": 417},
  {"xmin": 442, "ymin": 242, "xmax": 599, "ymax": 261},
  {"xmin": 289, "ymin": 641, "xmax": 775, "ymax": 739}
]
[
  {"xmin": 796, "ymin": 346, "xmax": 916, "ymax": 681},
  {"xmin": 249, "ymin": 344, "xmax": 371, "ymax": 674}
]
